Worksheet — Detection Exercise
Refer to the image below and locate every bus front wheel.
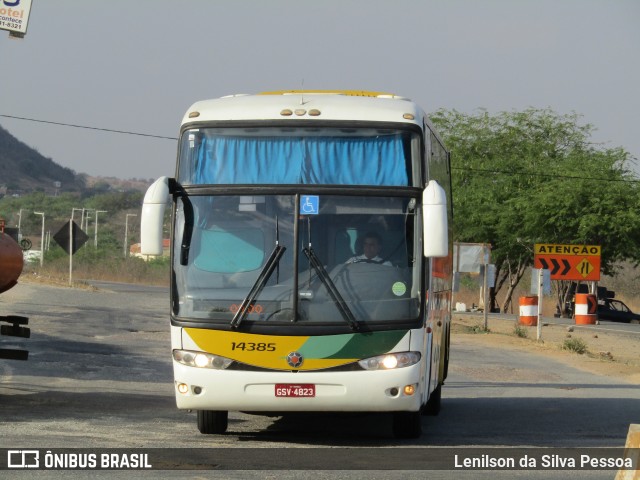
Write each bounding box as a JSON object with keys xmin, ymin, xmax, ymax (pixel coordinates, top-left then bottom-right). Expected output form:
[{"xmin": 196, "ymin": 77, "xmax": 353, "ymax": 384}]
[
  {"xmin": 392, "ymin": 411, "xmax": 422, "ymax": 439},
  {"xmin": 197, "ymin": 410, "xmax": 228, "ymax": 434},
  {"xmin": 422, "ymin": 384, "xmax": 442, "ymax": 416}
]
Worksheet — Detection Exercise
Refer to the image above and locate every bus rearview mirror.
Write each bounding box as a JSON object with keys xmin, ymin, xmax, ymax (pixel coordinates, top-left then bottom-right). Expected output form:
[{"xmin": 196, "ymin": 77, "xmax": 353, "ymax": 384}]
[
  {"xmin": 141, "ymin": 176, "xmax": 171, "ymax": 256},
  {"xmin": 423, "ymin": 180, "xmax": 448, "ymax": 258}
]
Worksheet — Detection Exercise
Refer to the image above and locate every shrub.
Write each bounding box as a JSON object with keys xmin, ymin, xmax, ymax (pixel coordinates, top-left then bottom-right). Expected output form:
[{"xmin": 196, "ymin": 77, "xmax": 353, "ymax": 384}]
[
  {"xmin": 562, "ymin": 338, "xmax": 587, "ymax": 354},
  {"xmin": 465, "ymin": 324, "xmax": 490, "ymax": 334},
  {"xmin": 513, "ymin": 324, "xmax": 528, "ymax": 338}
]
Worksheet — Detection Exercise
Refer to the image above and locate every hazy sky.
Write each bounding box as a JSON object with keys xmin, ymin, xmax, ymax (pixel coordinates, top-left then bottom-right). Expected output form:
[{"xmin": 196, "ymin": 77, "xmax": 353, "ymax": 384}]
[{"xmin": 1, "ymin": 0, "xmax": 638, "ymax": 181}]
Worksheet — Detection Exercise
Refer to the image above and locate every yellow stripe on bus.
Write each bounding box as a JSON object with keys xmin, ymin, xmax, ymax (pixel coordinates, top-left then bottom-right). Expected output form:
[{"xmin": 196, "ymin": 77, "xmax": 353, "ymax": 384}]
[{"xmin": 184, "ymin": 328, "xmax": 357, "ymax": 370}]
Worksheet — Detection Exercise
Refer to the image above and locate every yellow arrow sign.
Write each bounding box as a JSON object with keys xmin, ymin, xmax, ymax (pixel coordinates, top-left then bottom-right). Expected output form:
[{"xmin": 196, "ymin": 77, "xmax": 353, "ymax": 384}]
[{"xmin": 576, "ymin": 258, "xmax": 594, "ymax": 278}]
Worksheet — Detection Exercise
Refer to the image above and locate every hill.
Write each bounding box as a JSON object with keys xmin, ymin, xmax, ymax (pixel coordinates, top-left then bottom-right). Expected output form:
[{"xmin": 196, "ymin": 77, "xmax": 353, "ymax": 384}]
[
  {"xmin": 0, "ymin": 124, "xmax": 152, "ymax": 196},
  {"xmin": 0, "ymin": 124, "xmax": 85, "ymax": 195}
]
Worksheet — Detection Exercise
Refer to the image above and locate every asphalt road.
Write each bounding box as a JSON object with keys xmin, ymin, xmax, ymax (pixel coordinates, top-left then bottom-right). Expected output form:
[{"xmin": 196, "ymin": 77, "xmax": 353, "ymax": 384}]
[{"xmin": 1, "ymin": 281, "xmax": 638, "ymax": 479}]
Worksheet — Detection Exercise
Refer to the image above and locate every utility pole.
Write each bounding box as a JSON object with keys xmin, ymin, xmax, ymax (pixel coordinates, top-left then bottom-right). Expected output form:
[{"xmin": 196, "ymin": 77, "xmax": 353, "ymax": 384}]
[
  {"xmin": 71, "ymin": 208, "xmax": 83, "ymax": 222},
  {"xmin": 94, "ymin": 210, "xmax": 107, "ymax": 248},
  {"xmin": 33, "ymin": 212, "xmax": 45, "ymax": 267},
  {"xmin": 16, "ymin": 208, "xmax": 25, "ymax": 239},
  {"xmin": 83, "ymin": 209, "xmax": 95, "ymax": 232}
]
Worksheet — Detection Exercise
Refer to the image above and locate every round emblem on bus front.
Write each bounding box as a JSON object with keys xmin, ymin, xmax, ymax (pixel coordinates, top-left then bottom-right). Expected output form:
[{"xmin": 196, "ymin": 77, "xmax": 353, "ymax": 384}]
[{"xmin": 286, "ymin": 351, "xmax": 304, "ymax": 368}]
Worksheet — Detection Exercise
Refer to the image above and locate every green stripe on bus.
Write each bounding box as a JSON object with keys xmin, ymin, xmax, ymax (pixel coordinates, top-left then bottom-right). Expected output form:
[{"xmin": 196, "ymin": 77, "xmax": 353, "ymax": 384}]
[{"xmin": 299, "ymin": 330, "xmax": 408, "ymax": 359}]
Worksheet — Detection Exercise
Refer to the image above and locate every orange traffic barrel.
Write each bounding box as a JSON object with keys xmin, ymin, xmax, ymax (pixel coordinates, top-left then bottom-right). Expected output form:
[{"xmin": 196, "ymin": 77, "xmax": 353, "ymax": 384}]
[
  {"xmin": 575, "ymin": 293, "xmax": 597, "ymax": 325},
  {"xmin": 518, "ymin": 296, "xmax": 538, "ymax": 326}
]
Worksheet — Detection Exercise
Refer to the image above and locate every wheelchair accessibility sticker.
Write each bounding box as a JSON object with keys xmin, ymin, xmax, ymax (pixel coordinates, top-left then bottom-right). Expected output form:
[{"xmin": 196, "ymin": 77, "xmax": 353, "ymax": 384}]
[{"xmin": 300, "ymin": 195, "xmax": 319, "ymax": 215}]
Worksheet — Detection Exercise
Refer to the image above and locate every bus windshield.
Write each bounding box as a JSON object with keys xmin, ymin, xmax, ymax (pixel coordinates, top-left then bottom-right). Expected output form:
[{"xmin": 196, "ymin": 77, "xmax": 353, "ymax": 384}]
[
  {"xmin": 177, "ymin": 126, "xmax": 420, "ymax": 187},
  {"xmin": 172, "ymin": 194, "xmax": 422, "ymax": 327}
]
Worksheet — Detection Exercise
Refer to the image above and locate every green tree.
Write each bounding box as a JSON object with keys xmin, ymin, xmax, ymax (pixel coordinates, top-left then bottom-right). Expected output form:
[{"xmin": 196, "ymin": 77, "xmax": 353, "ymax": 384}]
[{"xmin": 430, "ymin": 108, "xmax": 640, "ymax": 313}]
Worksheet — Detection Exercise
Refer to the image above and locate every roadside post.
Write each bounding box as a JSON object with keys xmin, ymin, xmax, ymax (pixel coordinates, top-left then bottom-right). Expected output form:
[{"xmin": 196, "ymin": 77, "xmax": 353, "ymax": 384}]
[
  {"xmin": 483, "ymin": 264, "xmax": 488, "ymax": 330},
  {"xmin": 480, "ymin": 264, "xmax": 496, "ymax": 330},
  {"xmin": 531, "ymin": 268, "xmax": 551, "ymax": 341}
]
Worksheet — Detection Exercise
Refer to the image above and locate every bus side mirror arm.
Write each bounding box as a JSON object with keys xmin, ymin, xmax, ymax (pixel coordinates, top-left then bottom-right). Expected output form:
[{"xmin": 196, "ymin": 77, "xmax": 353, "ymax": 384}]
[
  {"xmin": 423, "ymin": 180, "xmax": 448, "ymax": 258},
  {"xmin": 141, "ymin": 176, "xmax": 171, "ymax": 256}
]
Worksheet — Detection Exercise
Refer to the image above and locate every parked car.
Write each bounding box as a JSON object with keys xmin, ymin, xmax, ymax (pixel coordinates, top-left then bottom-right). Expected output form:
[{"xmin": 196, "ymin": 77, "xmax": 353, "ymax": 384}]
[{"xmin": 597, "ymin": 299, "xmax": 640, "ymax": 324}]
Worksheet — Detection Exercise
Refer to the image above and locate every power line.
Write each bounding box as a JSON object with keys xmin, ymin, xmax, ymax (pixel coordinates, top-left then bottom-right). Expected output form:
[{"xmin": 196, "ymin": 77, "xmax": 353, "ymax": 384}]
[
  {"xmin": 0, "ymin": 114, "xmax": 178, "ymax": 141},
  {"xmin": 3, "ymin": 112, "xmax": 639, "ymax": 184},
  {"xmin": 451, "ymin": 166, "xmax": 640, "ymax": 183}
]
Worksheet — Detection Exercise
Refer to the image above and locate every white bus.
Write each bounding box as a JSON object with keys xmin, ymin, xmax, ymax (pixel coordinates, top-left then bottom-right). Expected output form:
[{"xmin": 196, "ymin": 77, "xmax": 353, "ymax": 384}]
[{"xmin": 141, "ymin": 90, "xmax": 453, "ymax": 438}]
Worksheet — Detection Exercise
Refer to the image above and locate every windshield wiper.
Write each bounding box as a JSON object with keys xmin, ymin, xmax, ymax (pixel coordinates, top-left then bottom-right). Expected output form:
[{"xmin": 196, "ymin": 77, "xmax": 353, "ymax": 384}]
[
  {"xmin": 230, "ymin": 245, "xmax": 286, "ymax": 328},
  {"xmin": 303, "ymin": 247, "xmax": 359, "ymax": 331}
]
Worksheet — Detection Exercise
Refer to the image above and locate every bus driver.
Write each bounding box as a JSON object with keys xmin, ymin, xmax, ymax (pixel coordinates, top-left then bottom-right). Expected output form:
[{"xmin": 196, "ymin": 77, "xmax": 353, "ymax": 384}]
[{"xmin": 346, "ymin": 232, "xmax": 392, "ymax": 266}]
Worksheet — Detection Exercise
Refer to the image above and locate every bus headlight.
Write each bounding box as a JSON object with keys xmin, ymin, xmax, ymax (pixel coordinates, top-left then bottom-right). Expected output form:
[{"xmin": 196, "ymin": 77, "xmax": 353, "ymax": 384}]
[
  {"xmin": 173, "ymin": 349, "xmax": 233, "ymax": 369},
  {"xmin": 358, "ymin": 352, "xmax": 421, "ymax": 370}
]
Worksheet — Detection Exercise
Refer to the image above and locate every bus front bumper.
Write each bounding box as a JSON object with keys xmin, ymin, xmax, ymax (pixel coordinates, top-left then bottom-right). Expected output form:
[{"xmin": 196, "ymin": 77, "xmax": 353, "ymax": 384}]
[{"xmin": 172, "ymin": 361, "xmax": 424, "ymax": 412}]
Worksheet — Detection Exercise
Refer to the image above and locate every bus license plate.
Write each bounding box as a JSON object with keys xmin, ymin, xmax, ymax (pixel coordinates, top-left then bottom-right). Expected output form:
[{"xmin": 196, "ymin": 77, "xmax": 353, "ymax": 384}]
[{"xmin": 275, "ymin": 384, "xmax": 315, "ymax": 397}]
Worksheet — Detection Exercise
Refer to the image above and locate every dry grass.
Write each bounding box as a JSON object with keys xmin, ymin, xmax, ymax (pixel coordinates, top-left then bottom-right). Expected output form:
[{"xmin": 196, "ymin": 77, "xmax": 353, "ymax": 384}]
[
  {"xmin": 23, "ymin": 255, "xmax": 169, "ymax": 287},
  {"xmin": 452, "ymin": 314, "xmax": 640, "ymax": 383}
]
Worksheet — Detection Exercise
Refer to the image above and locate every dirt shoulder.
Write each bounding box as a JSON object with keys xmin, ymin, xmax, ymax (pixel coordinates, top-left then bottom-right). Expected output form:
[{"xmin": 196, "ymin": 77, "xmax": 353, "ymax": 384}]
[{"xmin": 452, "ymin": 314, "xmax": 640, "ymax": 385}]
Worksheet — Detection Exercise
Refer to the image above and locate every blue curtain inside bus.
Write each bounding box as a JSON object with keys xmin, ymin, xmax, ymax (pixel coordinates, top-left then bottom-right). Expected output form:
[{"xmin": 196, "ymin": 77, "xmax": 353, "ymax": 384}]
[{"xmin": 190, "ymin": 136, "xmax": 409, "ymax": 186}]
